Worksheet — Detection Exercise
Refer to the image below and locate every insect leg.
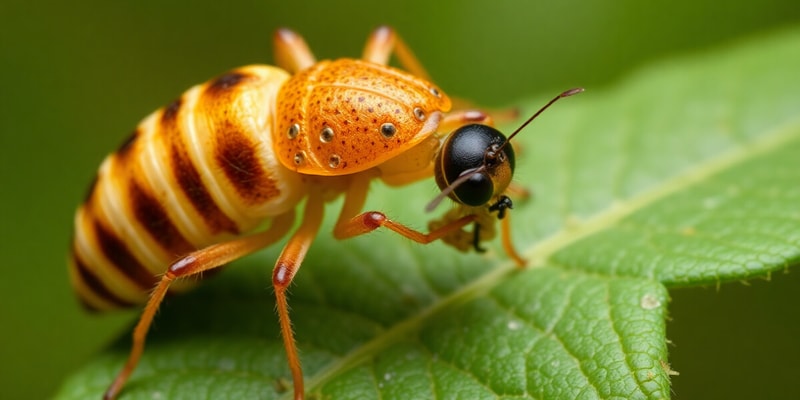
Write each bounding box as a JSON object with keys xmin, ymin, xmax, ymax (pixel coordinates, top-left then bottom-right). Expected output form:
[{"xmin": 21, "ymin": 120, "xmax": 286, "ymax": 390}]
[
  {"xmin": 505, "ymin": 182, "xmax": 532, "ymax": 203},
  {"xmin": 500, "ymin": 210, "xmax": 526, "ymax": 266},
  {"xmin": 272, "ymin": 195, "xmax": 326, "ymax": 400},
  {"xmin": 439, "ymin": 109, "xmax": 495, "ymax": 133},
  {"xmin": 332, "ymin": 172, "xmax": 475, "ymax": 242},
  {"xmin": 361, "ymin": 26, "xmax": 433, "ymax": 82},
  {"xmin": 472, "ymin": 222, "xmax": 487, "ymax": 253},
  {"xmin": 103, "ymin": 211, "xmax": 296, "ymax": 400},
  {"xmin": 274, "ymin": 28, "xmax": 317, "ymax": 73}
]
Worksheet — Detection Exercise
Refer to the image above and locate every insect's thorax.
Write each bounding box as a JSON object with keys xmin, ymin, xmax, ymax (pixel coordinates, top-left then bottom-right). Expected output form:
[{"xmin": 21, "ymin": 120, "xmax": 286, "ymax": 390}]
[{"xmin": 273, "ymin": 58, "xmax": 452, "ymax": 177}]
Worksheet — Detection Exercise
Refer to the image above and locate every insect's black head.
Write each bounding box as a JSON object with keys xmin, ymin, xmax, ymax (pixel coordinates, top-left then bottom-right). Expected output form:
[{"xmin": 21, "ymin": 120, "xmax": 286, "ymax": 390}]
[
  {"xmin": 434, "ymin": 124, "xmax": 515, "ymax": 207},
  {"xmin": 426, "ymin": 87, "xmax": 583, "ymax": 213}
]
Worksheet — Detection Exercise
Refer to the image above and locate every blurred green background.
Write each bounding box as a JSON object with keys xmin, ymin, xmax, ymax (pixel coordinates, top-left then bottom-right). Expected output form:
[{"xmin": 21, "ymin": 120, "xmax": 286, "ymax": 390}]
[{"xmin": 1, "ymin": 1, "xmax": 798, "ymax": 399}]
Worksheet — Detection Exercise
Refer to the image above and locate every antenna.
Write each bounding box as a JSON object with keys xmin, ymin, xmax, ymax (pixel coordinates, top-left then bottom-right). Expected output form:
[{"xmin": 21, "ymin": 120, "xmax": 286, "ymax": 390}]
[
  {"xmin": 425, "ymin": 166, "xmax": 486, "ymax": 212},
  {"xmin": 425, "ymin": 87, "xmax": 584, "ymax": 213},
  {"xmin": 499, "ymin": 87, "xmax": 584, "ymax": 152}
]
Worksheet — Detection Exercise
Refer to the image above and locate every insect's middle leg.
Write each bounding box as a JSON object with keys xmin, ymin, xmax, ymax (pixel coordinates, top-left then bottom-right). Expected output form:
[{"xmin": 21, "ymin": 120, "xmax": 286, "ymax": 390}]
[{"xmin": 271, "ymin": 195, "xmax": 326, "ymax": 400}]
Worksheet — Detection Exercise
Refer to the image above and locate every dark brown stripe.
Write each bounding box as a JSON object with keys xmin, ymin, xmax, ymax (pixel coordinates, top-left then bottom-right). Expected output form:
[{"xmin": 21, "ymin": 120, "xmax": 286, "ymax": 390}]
[
  {"xmin": 72, "ymin": 250, "xmax": 137, "ymax": 309},
  {"xmin": 214, "ymin": 123, "xmax": 280, "ymax": 203},
  {"xmin": 93, "ymin": 219, "xmax": 157, "ymax": 290},
  {"xmin": 116, "ymin": 129, "xmax": 140, "ymax": 159},
  {"xmin": 160, "ymin": 95, "xmax": 239, "ymax": 234},
  {"xmin": 162, "ymin": 98, "xmax": 182, "ymax": 124},
  {"xmin": 129, "ymin": 179, "xmax": 195, "ymax": 257},
  {"xmin": 169, "ymin": 139, "xmax": 239, "ymax": 234},
  {"xmin": 205, "ymin": 71, "xmax": 250, "ymax": 96},
  {"xmin": 78, "ymin": 297, "xmax": 102, "ymax": 313}
]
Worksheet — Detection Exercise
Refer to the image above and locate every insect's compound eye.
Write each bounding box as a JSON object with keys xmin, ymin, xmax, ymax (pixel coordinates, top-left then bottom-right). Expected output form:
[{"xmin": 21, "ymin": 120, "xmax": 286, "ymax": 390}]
[{"xmin": 453, "ymin": 172, "xmax": 494, "ymax": 207}]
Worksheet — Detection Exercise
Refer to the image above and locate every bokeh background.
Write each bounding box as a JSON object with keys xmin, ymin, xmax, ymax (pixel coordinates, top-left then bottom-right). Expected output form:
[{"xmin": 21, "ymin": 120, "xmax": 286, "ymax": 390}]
[{"xmin": 1, "ymin": 1, "xmax": 799, "ymax": 399}]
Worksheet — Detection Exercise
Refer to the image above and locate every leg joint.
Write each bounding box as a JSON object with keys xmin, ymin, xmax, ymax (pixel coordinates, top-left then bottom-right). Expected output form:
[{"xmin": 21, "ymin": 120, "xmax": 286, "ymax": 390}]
[
  {"xmin": 273, "ymin": 261, "xmax": 294, "ymax": 287},
  {"xmin": 168, "ymin": 255, "xmax": 196, "ymax": 276},
  {"xmin": 363, "ymin": 212, "xmax": 386, "ymax": 230}
]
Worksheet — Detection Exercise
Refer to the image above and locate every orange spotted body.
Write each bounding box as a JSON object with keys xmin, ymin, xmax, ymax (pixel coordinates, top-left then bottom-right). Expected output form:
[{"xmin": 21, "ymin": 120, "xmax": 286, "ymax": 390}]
[
  {"xmin": 74, "ymin": 27, "xmax": 542, "ymax": 400},
  {"xmin": 70, "ymin": 57, "xmax": 452, "ymax": 311}
]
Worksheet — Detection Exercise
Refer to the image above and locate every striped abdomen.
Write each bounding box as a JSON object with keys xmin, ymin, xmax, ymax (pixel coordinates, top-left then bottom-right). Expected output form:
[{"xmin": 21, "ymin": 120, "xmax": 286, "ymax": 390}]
[{"xmin": 70, "ymin": 65, "xmax": 305, "ymax": 311}]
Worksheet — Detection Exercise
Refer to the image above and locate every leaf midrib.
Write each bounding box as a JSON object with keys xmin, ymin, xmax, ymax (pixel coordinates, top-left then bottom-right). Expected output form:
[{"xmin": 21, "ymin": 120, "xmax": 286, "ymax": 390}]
[{"xmin": 299, "ymin": 115, "xmax": 800, "ymax": 397}]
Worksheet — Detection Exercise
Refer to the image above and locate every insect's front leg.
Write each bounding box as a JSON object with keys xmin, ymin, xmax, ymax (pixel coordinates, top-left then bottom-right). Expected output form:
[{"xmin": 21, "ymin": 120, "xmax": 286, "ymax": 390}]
[
  {"xmin": 428, "ymin": 201, "xmax": 526, "ymax": 266},
  {"xmin": 428, "ymin": 206, "xmax": 495, "ymax": 253},
  {"xmin": 488, "ymin": 196, "xmax": 526, "ymax": 266},
  {"xmin": 499, "ymin": 208, "xmax": 526, "ymax": 266},
  {"xmin": 332, "ymin": 172, "xmax": 475, "ymax": 243}
]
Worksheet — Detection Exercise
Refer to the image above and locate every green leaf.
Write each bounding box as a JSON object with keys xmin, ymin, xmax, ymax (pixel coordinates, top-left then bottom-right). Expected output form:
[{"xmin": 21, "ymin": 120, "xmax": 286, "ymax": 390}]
[{"xmin": 55, "ymin": 27, "xmax": 800, "ymax": 400}]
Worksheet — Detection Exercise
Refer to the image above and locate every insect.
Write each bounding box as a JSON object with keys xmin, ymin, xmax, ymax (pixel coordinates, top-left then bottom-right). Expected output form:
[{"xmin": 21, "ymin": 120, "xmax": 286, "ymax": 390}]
[{"xmin": 68, "ymin": 26, "xmax": 581, "ymax": 400}]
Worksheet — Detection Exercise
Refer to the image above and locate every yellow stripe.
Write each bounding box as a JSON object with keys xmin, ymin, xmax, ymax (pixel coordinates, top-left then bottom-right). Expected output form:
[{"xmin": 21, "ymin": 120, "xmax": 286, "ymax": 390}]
[{"xmin": 73, "ymin": 207, "xmax": 147, "ymax": 304}]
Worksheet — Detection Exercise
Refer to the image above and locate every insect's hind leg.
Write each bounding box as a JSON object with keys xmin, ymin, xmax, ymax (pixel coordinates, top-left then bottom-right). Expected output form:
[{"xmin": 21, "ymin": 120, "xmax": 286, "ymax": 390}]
[
  {"xmin": 274, "ymin": 28, "xmax": 317, "ymax": 73},
  {"xmin": 361, "ymin": 26, "xmax": 433, "ymax": 81},
  {"xmin": 103, "ymin": 212, "xmax": 295, "ymax": 400},
  {"xmin": 362, "ymin": 27, "xmax": 519, "ymax": 123}
]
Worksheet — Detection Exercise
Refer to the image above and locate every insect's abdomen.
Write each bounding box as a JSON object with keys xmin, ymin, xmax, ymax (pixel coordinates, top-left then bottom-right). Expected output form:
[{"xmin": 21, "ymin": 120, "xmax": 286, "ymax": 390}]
[{"xmin": 70, "ymin": 65, "xmax": 305, "ymax": 311}]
